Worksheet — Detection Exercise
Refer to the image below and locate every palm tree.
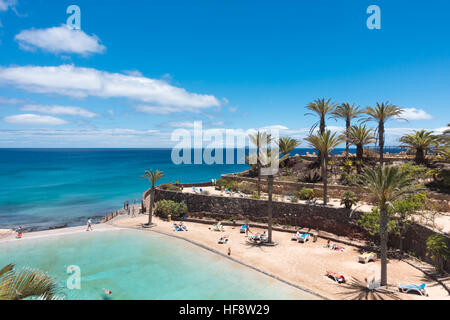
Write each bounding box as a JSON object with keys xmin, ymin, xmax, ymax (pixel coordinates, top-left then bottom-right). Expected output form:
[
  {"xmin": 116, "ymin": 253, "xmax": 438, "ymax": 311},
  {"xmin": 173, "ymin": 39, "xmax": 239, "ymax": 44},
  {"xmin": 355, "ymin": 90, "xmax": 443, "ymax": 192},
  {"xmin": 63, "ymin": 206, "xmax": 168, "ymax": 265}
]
[
  {"xmin": 399, "ymin": 130, "xmax": 438, "ymax": 164},
  {"xmin": 363, "ymin": 102, "xmax": 404, "ymax": 165},
  {"xmin": 142, "ymin": 169, "xmax": 164, "ymax": 226},
  {"xmin": 356, "ymin": 166, "xmax": 417, "ymax": 286},
  {"xmin": 332, "ymin": 103, "xmax": 363, "ymax": 159},
  {"xmin": 277, "ymin": 137, "xmax": 301, "ymax": 167},
  {"xmin": 305, "ymin": 130, "xmax": 343, "ymax": 205},
  {"xmin": 305, "ymin": 98, "xmax": 338, "ymax": 134},
  {"xmin": 305, "ymin": 98, "xmax": 338, "ymax": 164},
  {"xmin": 0, "ymin": 264, "xmax": 61, "ymax": 300},
  {"xmin": 248, "ymin": 131, "xmax": 272, "ymax": 196},
  {"xmin": 347, "ymin": 125, "xmax": 376, "ymax": 171}
]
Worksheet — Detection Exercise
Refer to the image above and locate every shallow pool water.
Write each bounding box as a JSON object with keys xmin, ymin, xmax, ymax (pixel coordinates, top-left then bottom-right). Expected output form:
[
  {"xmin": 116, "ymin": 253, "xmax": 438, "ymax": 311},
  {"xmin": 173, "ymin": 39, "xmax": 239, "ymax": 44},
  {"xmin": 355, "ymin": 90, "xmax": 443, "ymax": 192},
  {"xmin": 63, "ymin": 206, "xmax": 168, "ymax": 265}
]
[{"xmin": 0, "ymin": 229, "xmax": 319, "ymax": 300}]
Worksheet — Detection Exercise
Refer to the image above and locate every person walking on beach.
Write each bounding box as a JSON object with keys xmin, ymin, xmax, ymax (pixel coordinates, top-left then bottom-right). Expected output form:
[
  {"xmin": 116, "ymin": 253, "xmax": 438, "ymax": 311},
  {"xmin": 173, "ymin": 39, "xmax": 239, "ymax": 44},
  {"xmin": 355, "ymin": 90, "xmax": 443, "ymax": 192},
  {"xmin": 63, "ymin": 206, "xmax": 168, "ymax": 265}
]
[
  {"xmin": 131, "ymin": 206, "xmax": 136, "ymax": 218},
  {"xmin": 16, "ymin": 225, "xmax": 23, "ymax": 239},
  {"xmin": 86, "ymin": 218, "xmax": 93, "ymax": 231}
]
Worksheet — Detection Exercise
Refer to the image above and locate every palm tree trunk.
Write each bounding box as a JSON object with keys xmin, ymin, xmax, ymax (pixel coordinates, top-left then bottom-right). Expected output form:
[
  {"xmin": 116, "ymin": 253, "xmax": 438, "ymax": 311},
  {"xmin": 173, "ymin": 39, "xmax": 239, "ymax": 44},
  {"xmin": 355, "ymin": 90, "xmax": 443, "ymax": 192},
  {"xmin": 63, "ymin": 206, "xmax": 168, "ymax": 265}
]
[
  {"xmin": 268, "ymin": 174, "xmax": 273, "ymax": 243},
  {"xmin": 257, "ymin": 145, "xmax": 261, "ymax": 197},
  {"xmin": 257, "ymin": 164, "xmax": 261, "ymax": 197},
  {"xmin": 322, "ymin": 155, "xmax": 328, "ymax": 205},
  {"xmin": 345, "ymin": 118, "xmax": 350, "ymax": 160},
  {"xmin": 356, "ymin": 144, "xmax": 363, "ymax": 173},
  {"xmin": 416, "ymin": 148, "xmax": 425, "ymax": 164},
  {"xmin": 380, "ymin": 205, "xmax": 388, "ymax": 286},
  {"xmin": 318, "ymin": 117, "xmax": 325, "ymax": 163},
  {"xmin": 320, "ymin": 117, "xmax": 326, "ymax": 134},
  {"xmin": 148, "ymin": 187, "xmax": 155, "ymax": 225},
  {"xmin": 379, "ymin": 123, "xmax": 384, "ymax": 166}
]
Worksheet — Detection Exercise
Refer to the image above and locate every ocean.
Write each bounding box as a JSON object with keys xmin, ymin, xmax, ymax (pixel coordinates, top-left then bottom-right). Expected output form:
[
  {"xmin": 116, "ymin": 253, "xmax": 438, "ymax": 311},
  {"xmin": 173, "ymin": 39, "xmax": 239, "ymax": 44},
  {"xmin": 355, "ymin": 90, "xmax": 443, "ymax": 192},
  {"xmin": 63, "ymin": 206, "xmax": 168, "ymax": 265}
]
[{"xmin": 0, "ymin": 147, "xmax": 405, "ymax": 231}]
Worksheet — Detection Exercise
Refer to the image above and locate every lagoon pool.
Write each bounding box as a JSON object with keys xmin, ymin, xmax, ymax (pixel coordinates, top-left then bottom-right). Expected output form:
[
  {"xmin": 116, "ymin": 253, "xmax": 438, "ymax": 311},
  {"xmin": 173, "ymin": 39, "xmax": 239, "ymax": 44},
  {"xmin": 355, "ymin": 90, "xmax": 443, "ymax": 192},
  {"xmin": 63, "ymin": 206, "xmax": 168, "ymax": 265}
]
[{"xmin": 0, "ymin": 229, "xmax": 320, "ymax": 300}]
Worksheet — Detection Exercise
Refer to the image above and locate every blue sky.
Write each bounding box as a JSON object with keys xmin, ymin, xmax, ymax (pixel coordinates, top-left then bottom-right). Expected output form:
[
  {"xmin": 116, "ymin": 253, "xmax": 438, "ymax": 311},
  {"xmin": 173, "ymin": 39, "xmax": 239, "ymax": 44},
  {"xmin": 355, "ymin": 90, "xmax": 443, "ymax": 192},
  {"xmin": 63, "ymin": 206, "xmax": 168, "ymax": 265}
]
[{"xmin": 0, "ymin": 0, "xmax": 448, "ymax": 147}]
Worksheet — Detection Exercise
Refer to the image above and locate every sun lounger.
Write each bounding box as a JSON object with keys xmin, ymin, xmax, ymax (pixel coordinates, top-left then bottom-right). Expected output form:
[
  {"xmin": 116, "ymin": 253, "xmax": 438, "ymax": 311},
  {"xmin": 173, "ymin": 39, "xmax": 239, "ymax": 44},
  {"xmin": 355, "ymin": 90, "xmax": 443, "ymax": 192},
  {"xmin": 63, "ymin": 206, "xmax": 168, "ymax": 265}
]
[
  {"xmin": 398, "ymin": 283, "xmax": 429, "ymax": 296},
  {"xmin": 218, "ymin": 237, "xmax": 229, "ymax": 244},
  {"xmin": 249, "ymin": 233, "xmax": 267, "ymax": 242},
  {"xmin": 192, "ymin": 186, "xmax": 200, "ymax": 194},
  {"xmin": 240, "ymin": 225, "xmax": 247, "ymax": 233},
  {"xmin": 291, "ymin": 232, "xmax": 301, "ymax": 241},
  {"xmin": 298, "ymin": 233, "xmax": 311, "ymax": 243},
  {"xmin": 212, "ymin": 222, "xmax": 225, "ymax": 232},
  {"xmin": 359, "ymin": 252, "xmax": 377, "ymax": 264},
  {"xmin": 285, "ymin": 196, "xmax": 295, "ymax": 201},
  {"xmin": 173, "ymin": 224, "xmax": 184, "ymax": 231},
  {"xmin": 225, "ymin": 189, "xmax": 233, "ymax": 195},
  {"xmin": 326, "ymin": 270, "xmax": 345, "ymax": 284}
]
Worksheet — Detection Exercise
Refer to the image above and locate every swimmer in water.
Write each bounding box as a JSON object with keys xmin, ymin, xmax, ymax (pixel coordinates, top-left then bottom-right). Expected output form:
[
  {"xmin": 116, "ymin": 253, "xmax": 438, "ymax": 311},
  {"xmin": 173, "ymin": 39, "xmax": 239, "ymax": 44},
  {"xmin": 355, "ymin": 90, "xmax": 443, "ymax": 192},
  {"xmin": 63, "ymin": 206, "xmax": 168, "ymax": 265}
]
[{"xmin": 103, "ymin": 288, "xmax": 112, "ymax": 295}]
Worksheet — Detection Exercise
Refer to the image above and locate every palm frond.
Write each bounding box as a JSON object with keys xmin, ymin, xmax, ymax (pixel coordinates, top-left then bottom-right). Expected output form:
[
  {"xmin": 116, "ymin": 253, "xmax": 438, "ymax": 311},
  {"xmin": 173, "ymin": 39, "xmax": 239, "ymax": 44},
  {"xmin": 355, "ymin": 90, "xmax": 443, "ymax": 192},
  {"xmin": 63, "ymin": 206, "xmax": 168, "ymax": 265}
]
[{"xmin": 0, "ymin": 266, "xmax": 62, "ymax": 300}]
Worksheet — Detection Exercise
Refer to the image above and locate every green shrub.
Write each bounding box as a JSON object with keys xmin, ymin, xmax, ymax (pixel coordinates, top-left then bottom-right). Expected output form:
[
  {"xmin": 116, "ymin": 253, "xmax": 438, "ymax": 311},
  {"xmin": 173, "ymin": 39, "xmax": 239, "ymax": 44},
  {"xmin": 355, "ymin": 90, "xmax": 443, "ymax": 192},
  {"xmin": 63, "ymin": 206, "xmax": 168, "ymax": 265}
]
[
  {"xmin": 341, "ymin": 172, "xmax": 357, "ymax": 186},
  {"xmin": 399, "ymin": 162, "xmax": 432, "ymax": 180},
  {"xmin": 358, "ymin": 208, "xmax": 398, "ymax": 236},
  {"xmin": 155, "ymin": 200, "xmax": 187, "ymax": 219},
  {"xmin": 426, "ymin": 234, "xmax": 450, "ymax": 274},
  {"xmin": 216, "ymin": 179, "xmax": 239, "ymax": 191},
  {"xmin": 298, "ymin": 188, "xmax": 315, "ymax": 200},
  {"xmin": 340, "ymin": 190, "xmax": 358, "ymax": 209},
  {"xmin": 341, "ymin": 160, "xmax": 355, "ymax": 174},
  {"xmin": 161, "ymin": 184, "xmax": 182, "ymax": 192},
  {"xmin": 237, "ymin": 181, "xmax": 256, "ymax": 194}
]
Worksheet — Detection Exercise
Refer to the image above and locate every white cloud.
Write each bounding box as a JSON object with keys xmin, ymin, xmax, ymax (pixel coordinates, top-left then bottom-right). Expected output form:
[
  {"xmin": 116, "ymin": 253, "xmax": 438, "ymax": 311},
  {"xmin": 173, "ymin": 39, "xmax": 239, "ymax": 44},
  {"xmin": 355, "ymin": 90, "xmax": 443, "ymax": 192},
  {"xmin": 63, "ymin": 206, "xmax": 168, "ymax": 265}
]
[
  {"xmin": 0, "ymin": 65, "xmax": 221, "ymax": 111},
  {"xmin": 0, "ymin": 0, "xmax": 16, "ymax": 12},
  {"xmin": 136, "ymin": 105, "xmax": 183, "ymax": 115},
  {"xmin": 20, "ymin": 104, "xmax": 98, "ymax": 118},
  {"xmin": 161, "ymin": 121, "xmax": 197, "ymax": 128},
  {"xmin": 397, "ymin": 108, "xmax": 433, "ymax": 121},
  {"xmin": 0, "ymin": 96, "xmax": 23, "ymax": 104},
  {"xmin": 4, "ymin": 114, "xmax": 68, "ymax": 125},
  {"xmin": 15, "ymin": 25, "xmax": 106, "ymax": 56},
  {"xmin": 261, "ymin": 125, "xmax": 289, "ymax": 131}
]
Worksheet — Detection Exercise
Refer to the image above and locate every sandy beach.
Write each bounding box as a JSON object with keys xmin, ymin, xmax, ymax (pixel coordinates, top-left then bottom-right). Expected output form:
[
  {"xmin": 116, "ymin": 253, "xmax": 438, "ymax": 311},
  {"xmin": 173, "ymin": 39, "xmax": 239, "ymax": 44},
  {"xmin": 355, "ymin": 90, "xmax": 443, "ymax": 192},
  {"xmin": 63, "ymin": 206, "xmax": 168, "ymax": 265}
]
[{"xmin": 112, "ymin": 214, "xmax": 450, "ymax": 300}]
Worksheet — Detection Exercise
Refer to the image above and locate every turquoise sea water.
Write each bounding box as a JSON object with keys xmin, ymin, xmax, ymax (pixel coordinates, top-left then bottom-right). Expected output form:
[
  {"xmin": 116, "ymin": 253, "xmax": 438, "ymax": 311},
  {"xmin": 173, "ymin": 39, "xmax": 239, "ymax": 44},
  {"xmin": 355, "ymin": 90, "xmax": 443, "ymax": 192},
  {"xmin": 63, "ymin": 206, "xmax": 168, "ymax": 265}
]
[
  {"xmin": 0, "ymin": 149, "xmax": 249, "ymax": 230},
  {"xmin": 0, "ymin": 147, "xmax": 405, "ymax": 231},
  {"xmin": 0, "ymin": 229, "xmax": 319, "ymax": 300}
]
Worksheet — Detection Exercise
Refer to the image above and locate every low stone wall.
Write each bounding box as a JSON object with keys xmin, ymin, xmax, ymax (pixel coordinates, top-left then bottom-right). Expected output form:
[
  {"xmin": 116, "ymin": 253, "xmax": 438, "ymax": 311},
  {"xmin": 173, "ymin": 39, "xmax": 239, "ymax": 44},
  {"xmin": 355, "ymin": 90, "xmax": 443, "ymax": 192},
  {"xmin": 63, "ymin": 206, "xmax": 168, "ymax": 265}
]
[
  {"xmin": 150, "ymin": 187, "xmax": 450, "ymax": 272},
  {"xmin": 154, "ymin": 188, "xmax": 367, "ymax": 239}
]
